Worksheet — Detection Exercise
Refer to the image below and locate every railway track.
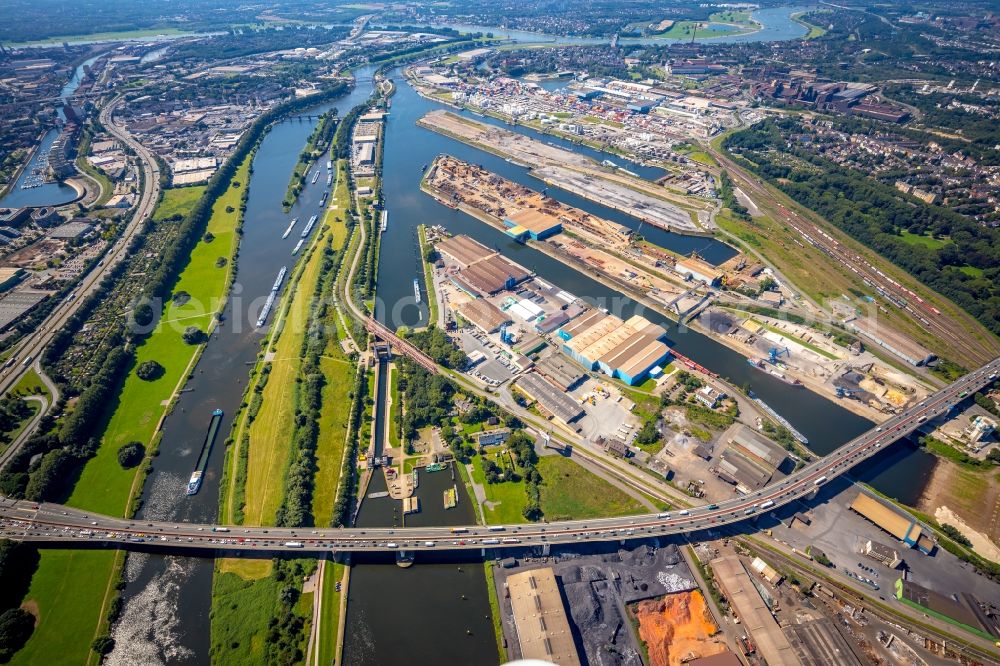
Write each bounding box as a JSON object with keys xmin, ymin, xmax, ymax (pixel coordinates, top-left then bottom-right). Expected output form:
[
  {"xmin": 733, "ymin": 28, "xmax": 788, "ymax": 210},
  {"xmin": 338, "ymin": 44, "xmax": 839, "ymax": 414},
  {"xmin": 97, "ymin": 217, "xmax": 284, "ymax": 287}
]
[{"xmin": 711, "ymin": 149, "xmax": 999, "ymax": 367}]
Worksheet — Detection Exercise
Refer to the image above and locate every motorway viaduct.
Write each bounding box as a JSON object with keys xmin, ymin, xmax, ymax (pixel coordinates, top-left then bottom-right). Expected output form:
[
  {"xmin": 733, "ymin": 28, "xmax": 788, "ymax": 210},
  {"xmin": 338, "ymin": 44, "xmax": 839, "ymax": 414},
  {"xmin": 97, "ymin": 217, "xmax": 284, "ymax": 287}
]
[{"xmin": 2, "ymin": 359, "xmax": 997, "ymax": 554}]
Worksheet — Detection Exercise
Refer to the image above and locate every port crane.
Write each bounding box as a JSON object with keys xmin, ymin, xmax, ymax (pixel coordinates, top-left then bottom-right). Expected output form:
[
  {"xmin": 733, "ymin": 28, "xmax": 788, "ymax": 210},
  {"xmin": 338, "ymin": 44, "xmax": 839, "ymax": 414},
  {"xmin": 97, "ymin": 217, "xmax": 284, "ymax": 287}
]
[
  {"xmin": 768, "ymin": 347, "xmax": 790, "ymax": 364},
  {"xmin": 836, "ymin": 386, "xmax": 863, "ymax": 398}
]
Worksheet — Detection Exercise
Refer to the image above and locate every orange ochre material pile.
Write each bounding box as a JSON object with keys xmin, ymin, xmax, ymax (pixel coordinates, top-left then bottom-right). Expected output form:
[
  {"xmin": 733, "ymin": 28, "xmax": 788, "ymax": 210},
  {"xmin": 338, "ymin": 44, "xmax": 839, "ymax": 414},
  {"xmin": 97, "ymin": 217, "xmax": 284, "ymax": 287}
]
[{"xmin": 634, "ymin": 590, "xmax": 726, "ymax": 666}]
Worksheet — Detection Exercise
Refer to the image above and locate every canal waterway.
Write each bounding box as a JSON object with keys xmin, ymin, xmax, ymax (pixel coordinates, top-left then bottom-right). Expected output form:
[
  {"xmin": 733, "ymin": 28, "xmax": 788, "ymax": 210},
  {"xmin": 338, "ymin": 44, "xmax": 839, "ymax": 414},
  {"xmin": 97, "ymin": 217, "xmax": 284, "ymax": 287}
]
[
  {"xmin": 343, "ymin": 361, "xmax": 496, "ymax": 666},
  {"xmin": 105, "ymin": 72, "xmax": 377, "ymax": 665}
]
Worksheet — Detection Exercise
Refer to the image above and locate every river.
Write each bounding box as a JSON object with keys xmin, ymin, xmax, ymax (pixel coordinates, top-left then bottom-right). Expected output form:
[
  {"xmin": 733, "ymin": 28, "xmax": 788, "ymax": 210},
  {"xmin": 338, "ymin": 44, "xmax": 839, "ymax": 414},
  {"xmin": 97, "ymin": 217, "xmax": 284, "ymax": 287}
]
[
  {"xmin": 105, "ymin": 71, "xmax": 377, "ymax": 664},
  {"xmin": 108, "ymin": 15, "xmax": 931, "ymax": 662},
  {"xmin": 433, "ymin": 5, "xmax": 813, "ymax": 46}
]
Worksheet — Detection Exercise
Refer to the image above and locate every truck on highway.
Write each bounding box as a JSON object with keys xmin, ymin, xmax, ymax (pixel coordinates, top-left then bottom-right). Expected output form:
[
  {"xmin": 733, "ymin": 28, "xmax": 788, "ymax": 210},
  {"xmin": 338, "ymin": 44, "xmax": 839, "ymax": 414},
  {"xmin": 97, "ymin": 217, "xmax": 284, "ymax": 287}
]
[
  {"xmin": 487, "ymin": 526, "xmax": 506, "ymax": 532},
  {"xmin": 212, "ymin": 527, "xmax": 230, "ymax": 532},
  {"xmin": 284, "ymin": 541, "xmax": 303, "ymax": 548},
  {"xmin": 814, "ymin": 476, "xmax": 828, "ymax": 486},
  {"xmin": 760, "ymin": 500, "xmax": 775, "ymax": 510},
  {"xmin": 21, "ymin": 356, "xmax": 32, "ymax": 367},
  {"xmin": 482, "ymin": 538, "xmax": 500, "ymax": 545}
]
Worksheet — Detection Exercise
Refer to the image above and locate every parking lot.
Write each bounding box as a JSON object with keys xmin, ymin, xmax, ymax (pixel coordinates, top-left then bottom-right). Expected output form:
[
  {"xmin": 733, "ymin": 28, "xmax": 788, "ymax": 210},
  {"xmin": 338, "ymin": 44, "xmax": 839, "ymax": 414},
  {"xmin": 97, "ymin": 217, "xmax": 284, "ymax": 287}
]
[{"xmin": 457, "ymin": 329, "xmax": 516, "ymax": 386}]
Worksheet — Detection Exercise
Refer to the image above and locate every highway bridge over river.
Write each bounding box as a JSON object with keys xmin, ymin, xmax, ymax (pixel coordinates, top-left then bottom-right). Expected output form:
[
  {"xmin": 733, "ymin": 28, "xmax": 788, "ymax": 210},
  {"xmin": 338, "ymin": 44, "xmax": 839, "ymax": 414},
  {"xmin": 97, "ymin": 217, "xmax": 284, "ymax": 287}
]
[{"xmin": 2, "ymin": 360, "xmax": 997, "ymax": 553}]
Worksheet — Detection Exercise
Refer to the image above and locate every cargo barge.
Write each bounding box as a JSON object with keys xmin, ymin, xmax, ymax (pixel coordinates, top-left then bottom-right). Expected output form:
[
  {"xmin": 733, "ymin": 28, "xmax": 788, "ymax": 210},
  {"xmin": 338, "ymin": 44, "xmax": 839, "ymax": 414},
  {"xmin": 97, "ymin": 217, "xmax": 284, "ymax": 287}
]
[
  {"xmin": 301, "ymin": 214, "xmax": 318, "ymax": 238},
  {"xmin": 747, "ymin": 358, "xmax": 802, "ymax": 386},
  {"xmin": 186, "ymin": 409, "xmax": 224, "ymax": 495},
  {"xmin": 749, "ymin": 392, "xmax": 809, "ymax": 445},
  {"xmin": 255, "ymin": 266, "xmax": 287, "ymax": 328},
  {"xmin": 281, "ymin": 217, "xmax": 298, "ymax": 239}
]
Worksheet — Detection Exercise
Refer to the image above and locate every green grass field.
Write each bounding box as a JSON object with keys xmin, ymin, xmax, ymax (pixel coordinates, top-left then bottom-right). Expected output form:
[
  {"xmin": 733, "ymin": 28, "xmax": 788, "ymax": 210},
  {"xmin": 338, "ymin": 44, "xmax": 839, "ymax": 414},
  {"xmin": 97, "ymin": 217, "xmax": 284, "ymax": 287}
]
[
  {"xmin": 13, "ymin": 159, "xmax": 246, "ymax": 666},
  {"xmin": 537, "ymin": 456, "xmax": 646, "ymax": 521},
  {"xmin": 470, "ymin": 455, "xmax": 529, "ymax": 525},
  {"xmin": 11, "ymin": 550, "xmax": 117, "ymax": 666},
  {"xmin": 899, "ymin": 230, "xmax": 951, "ymax": 250},
  {"xmin": 154, "ymin": 186, "xmax": 207, "ymax": 222},
  {"xmin": 316, "ymin": 562, "xmax": 346, "ymax": 666},
  {"xmin": 11, "ymin": 368, "xmax": 50, "ymax": 398},
  {"xmin": 210, "ymin": 569, "xmax": 285, "ymax": 664}
]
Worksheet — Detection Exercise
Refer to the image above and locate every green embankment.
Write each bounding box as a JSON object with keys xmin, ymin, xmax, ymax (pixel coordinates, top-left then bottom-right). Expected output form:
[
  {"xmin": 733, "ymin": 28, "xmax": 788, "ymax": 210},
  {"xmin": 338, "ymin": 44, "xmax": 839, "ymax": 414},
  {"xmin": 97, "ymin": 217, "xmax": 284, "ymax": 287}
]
[
  {"xmin": 12, "ymin": 162, "xmax": 246, "ymax": 665},
  {"xmin": 417, "ymin": 224, "xmax": 439, "ymax": 326},
  {"xmin": 241, "ymin": 227, "xmax": 325, "ymax": 526},
  {"xmin": 75, "ymin": 132, "xmax": 114, "ymax": 207},
  {"xmin": 241, "ymin": 160, "xmax": 353, "ymax": 527},
  {"xmin": 386, "ymin": 366, "xmax": 401, "ymax": 451},
  {"xmin": 316, "ymin": 562, "xmax": 346, "ymax": 666}
]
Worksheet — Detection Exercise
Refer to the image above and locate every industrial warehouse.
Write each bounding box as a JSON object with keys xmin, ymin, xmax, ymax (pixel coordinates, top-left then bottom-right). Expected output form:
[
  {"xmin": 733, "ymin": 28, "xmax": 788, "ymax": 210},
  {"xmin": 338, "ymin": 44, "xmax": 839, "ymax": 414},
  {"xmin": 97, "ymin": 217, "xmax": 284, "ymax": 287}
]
[
  {"xmin": 505, "ymin": 567, "xmax": 581, "ymax": 665},
  {"xmin": 714, "ymin": 424, "xmax": 791, "ymax": 493},
  {"xmin": 559, "ymin": 310, "xmax": 671, "ymax": 386},
  {"xmin": 849, "ymin": 492, "xmax": 936, "ymax": 554},
  {"xmin": 436, "ymin": 234, "xmax": 532, "ymax": 295}
]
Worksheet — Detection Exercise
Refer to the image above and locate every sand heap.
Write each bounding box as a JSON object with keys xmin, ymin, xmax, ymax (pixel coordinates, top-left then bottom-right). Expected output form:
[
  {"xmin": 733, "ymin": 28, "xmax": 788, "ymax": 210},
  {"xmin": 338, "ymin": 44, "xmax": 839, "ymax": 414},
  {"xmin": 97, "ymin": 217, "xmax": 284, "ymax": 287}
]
[{"xmin": 634, "ymin": 590, "xmax": 725, "ymax": 666}]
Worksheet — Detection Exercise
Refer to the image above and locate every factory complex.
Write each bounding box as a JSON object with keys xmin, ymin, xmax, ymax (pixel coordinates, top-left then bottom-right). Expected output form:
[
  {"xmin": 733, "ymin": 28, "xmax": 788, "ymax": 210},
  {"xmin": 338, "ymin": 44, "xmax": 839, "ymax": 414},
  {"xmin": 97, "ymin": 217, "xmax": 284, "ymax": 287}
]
[{"xmin": 433, "ymin": 231, "xmax": 673, "ymax": 388}]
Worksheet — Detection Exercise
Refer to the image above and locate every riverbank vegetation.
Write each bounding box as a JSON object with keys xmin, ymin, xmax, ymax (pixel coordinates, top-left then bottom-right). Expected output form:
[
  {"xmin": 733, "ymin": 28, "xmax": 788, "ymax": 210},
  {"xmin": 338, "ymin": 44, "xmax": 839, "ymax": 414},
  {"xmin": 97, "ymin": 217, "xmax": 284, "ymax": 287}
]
[{"xmin": 211, "ymin": 558, "xmax": 316, "ymax": 665}]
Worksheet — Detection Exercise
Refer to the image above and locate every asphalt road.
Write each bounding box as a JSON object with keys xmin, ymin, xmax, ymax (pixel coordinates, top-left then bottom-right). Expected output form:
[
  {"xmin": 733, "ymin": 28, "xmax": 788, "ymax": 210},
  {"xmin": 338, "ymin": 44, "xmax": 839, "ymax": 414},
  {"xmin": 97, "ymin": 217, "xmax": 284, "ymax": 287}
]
[
  {"xmin": 2, "ymin": 358, "xmax": 996, "ymax": 553},
  {"xmin": 0, "ymin": 95, "xmax": 161, "ymax": 465}
]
